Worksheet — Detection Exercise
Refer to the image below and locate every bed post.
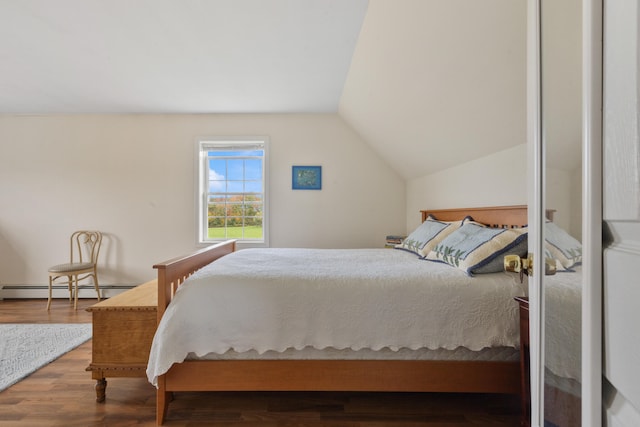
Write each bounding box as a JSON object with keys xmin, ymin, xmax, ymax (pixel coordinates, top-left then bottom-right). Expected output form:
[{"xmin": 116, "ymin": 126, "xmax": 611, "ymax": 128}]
[
  {"xmin": 156, "ymin": 375, "xmax": 170, "ymax": 425},
  {"xmin": 153, "ymin": 240, "xmax": 237, "ymax": 323},
  {"xmin": 155, "ymin": 268, "xmax": 169, "ymax": 323},
  {"xmin": 152, "ymin": 240, "xmax": 238, "ymax": 424}
]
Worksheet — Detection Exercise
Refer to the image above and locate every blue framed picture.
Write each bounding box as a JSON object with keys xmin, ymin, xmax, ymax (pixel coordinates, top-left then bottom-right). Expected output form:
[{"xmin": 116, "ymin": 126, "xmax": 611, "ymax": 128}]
[{"xmin": 292, "ymin": 166, "xmax": 322, "ymax": 190}]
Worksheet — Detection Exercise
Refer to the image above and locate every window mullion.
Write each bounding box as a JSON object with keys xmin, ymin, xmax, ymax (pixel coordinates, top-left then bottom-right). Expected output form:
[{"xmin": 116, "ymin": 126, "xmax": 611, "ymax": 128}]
[{"xmin": 199, "ymin": 139, "xmax": 266, "ymax": 245}]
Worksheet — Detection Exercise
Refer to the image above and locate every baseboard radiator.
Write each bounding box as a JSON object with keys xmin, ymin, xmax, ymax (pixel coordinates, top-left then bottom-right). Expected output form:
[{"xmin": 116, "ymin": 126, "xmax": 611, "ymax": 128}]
[{"xmin": 0, "ymin": 284, "xmax": 135, "ymax": 300}]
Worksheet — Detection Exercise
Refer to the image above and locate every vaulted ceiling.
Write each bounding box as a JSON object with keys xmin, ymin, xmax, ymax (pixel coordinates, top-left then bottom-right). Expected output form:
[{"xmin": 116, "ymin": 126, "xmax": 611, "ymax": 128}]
[
  {"xmin": 0, "ymin": 0, "xmax": 367, "ymax": 113},
  {"xmin": 0, "ymin": 0, "xmax": 528, "ymax": 179}
]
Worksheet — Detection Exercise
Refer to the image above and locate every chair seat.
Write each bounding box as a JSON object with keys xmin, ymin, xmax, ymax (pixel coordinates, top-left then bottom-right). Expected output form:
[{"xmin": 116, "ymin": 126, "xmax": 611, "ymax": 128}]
[
  {"xmin": 47, "ymin": 230, "xmax": 102, "ymax": 310},
  {"xmin": 48, "ymin": 262, "xmax": 95, "ymax": 273}
]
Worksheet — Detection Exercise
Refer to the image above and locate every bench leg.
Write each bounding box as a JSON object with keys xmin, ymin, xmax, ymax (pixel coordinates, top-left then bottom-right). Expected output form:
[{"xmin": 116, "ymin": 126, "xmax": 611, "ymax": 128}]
[{"xmin": 95, "ymin": 378, "xmax": 107, "ymax": 403}]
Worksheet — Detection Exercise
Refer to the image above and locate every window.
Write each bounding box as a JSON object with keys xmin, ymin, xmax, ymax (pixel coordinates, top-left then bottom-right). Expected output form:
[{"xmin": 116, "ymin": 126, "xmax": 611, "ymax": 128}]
[{"xmin": 197, "ymin": 138, "xmax": 268, "ymax": 246}]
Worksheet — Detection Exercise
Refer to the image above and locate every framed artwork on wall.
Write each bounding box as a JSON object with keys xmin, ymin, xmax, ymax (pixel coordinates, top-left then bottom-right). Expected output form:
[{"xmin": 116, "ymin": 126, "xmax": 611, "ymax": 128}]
[{"xmin": 292, "ymin": 165, "xmax": 322, "ymax": 190}]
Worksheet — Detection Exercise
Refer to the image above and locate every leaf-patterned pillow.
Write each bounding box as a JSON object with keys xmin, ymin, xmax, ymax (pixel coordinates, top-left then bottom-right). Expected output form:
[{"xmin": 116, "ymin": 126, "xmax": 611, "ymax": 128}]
[
  {"xmin": 395, "ymin": 216, "xmax": 467, "ymax": 258},
  {"xmin": 426, "ymin": 223, "xmax": 528, "ymax": 275},
  {"xmin": 545, "ymin": 222, "xmax": 582, "ymax": 269}
]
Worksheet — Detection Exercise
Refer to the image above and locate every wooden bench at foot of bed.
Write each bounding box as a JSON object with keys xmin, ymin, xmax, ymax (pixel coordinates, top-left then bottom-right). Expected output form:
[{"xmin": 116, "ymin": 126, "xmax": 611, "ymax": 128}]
[
  {"xmin": 86, "ymin": 279, "xmax": 158, "ymax": 403},
  {"xmin": 152, "ymin": 205, "xmax": 529, "ymax": 425}
]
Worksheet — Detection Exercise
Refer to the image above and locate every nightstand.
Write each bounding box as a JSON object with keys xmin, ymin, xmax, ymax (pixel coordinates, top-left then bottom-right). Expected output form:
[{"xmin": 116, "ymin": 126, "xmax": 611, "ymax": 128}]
[{"xmin": 514, "ymin": 296, "xmax": 530, "ymax": 427}]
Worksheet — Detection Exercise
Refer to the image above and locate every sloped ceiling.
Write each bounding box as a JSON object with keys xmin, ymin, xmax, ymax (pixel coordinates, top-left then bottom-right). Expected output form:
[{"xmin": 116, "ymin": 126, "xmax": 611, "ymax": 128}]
[
  {"xmin": 0, "ymin": 0, "xmax": 529, "ymax": 180},
  {"xmin": 339, "ymin": 0, "xmax": 527, "ymax": 179},
  {"xmin": 0, "ymin": 0, "xmax": 367, "ymax": 113}
]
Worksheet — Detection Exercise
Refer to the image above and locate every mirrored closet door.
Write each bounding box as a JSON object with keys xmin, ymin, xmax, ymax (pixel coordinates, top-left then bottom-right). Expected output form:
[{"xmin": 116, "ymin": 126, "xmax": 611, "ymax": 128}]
[
  {"xmin": 541, "ymin": 0, "xmax": 583, "ymax": 424},
  {"xmin": 530, "ymin": 0, "xmax": 602, "ymax": 425}
]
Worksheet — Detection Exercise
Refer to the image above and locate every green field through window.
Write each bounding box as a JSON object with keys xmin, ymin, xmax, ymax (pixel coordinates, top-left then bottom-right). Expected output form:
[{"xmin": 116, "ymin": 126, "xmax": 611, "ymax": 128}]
[{"xmin": 208, "ymin": 226, "xmax": 263, "ymax": 239}]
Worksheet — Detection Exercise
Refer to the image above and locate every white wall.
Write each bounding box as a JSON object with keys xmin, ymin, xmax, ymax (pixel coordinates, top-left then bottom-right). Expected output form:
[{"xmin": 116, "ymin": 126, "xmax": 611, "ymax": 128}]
[
  {"xmin": 404, "ymin": 144, "xmax": 581, "ymax": 237},
  {"xmin": 541, "ymin": 0, "xmax": 583, "ymax": 242},
  {"xmin": 405, "ymin": 144, "xmax": 528, "ymax": 232},
  {"xmin": 0, "ymin": 114, "xmax": 405, "ymax": 288},
  {"xmin": 339, "ymin": 0, "xmax": 527, "ymax": 180},
  {"xmin": 546, "ymin": 166, "xmax": 582, "ymax": 239}
]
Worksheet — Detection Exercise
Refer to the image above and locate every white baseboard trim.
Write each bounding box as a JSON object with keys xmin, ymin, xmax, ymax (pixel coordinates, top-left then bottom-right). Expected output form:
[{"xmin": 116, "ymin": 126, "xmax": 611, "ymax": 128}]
[{"xmin": 0, "ymin": 284, "xmax": 136, "ymax": 300}]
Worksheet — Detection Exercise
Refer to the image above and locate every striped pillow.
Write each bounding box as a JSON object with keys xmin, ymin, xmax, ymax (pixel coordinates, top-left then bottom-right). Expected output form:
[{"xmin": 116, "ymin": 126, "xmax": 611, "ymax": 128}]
[
  {"xmin": 426, "ymin": 222, "xmax": 528, "ymax": 275},
  {"xmin": 545, "ymin": 222, "xmax": 582, "ymax": 269},
  {"xmin": 396, "ymin": 216, "xmax": 468, "ymax": 257}
]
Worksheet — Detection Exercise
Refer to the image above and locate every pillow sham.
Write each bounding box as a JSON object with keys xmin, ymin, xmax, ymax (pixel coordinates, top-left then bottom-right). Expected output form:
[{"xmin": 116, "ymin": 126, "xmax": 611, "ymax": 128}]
[
  {"xmin": 395, "ymin": 216, "xmax": 468, "ymax": 258},
  {"xmin": 426, "ymin": 222, "xmax": 528, "ymax": 275},
  {"xmin": 545, "ymin": 222, "xmax": 582, "ymax": 269},
  {"xmin": 545, "ymin": 247, "xmax": 565, "ymax": 272}
]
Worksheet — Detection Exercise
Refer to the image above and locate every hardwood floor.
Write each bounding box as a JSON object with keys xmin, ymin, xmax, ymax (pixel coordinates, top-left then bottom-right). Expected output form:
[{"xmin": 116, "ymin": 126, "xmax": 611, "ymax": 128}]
[{"xmin": 0, "ymin": 299, "xmax": 522, "ymax": 426}]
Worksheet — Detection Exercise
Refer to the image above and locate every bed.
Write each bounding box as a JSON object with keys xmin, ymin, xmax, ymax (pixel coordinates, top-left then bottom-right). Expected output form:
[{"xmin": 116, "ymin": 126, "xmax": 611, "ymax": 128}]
[
  {"xmin": 149, "ymin": 205, "xmax": 529, "ymax": 425},
  {"xmin": 542, "ymin": 219, "xmax": 583, "ymax": 394},
  {"xmin": 544, "ymin": 248, "xmax": 583, "ymax": 426}
]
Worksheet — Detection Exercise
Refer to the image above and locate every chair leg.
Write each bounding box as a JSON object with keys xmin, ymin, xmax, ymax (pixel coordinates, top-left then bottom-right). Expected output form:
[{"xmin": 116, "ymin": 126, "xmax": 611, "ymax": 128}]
[
  {"xmin": 74, "ymin": 275, "xmax": 79, "ymax": 310},
  {"xmin": 93, "ymin": 272, "xmax": 101, "ymax": 302},
  {"xmin": 67, "ymin": 275, "xmax": 73, "ymax": 302},
  {"xmin": 47, "ymin": 276, "xmax": 53, "ymax": 310}
]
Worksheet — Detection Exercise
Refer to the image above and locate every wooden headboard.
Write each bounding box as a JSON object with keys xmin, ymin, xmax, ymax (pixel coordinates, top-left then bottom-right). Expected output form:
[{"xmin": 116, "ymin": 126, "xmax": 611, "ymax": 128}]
[{"xmin": 421, "ymin": 205, "xmax": 528, "ymax": 228}]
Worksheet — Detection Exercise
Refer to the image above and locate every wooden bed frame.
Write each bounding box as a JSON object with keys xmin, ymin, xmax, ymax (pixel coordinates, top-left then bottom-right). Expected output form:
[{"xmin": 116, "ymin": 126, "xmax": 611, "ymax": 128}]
[{"xmin": 152, "ymin": 205, "xmax": 528, "ymax": 425}]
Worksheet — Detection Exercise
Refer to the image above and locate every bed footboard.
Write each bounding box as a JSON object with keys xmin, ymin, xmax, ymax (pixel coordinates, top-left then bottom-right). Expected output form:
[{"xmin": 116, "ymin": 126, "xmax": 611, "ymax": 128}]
[{"xmin": 153, "ymin": 240, "xmax": 236, "ymax": 322}]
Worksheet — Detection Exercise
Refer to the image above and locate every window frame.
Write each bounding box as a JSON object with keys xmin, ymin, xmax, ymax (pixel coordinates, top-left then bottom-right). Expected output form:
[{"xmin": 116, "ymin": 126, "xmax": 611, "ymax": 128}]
[{"xmin": 196, "ymin": 137, "xmax": 269, "ymax": 247}]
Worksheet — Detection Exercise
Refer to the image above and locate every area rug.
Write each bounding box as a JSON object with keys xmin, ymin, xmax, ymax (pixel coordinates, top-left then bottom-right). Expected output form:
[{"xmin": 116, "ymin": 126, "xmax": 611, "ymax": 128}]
[{"xmin": 0, "ymin": 323, "xmax": 92, "ymax": 392}]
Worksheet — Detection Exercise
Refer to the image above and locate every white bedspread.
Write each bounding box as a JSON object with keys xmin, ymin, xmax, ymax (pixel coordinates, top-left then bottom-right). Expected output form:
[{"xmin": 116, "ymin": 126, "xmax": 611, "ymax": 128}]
[
  {"xmin": 545, "ymin": 267, "xmax": 582, "ymax": 382},
  {"xmin": 147, "ymin": 248, "xmax": 525, "ymax": 386}
]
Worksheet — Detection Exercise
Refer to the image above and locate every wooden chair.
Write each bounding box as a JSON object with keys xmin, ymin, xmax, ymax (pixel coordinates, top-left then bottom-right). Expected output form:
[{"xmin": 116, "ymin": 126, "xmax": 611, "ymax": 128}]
[{"xmin": 47, "ymin": 231, "xmax": 103, "ymax": 310}]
